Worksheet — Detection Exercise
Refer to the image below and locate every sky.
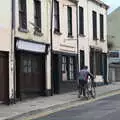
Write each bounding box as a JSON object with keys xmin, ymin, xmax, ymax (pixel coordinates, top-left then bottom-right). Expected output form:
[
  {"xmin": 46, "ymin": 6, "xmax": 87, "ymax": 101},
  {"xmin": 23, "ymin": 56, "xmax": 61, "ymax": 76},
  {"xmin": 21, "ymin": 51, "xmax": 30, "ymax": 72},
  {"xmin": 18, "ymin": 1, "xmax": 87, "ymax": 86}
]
[{"xmin": 103, "ymin": 0, "xmax": 120, "ymax": 13}]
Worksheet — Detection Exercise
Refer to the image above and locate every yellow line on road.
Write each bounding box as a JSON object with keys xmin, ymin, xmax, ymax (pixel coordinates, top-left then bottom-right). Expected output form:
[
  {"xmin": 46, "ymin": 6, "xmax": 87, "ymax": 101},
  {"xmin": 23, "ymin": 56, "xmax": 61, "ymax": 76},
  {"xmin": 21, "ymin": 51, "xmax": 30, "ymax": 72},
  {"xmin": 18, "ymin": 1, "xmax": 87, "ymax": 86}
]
[{"xmin": 25, "ymin": 90, "xmax": 120, "ymax": 120}]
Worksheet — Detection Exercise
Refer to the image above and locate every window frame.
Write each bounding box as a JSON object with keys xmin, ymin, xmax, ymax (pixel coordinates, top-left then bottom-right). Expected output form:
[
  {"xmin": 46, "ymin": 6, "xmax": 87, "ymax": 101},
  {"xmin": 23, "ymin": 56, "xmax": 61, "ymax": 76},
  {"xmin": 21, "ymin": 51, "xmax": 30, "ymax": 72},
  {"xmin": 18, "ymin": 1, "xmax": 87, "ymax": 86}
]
[
  {"xmin": 19, "ymin": 0, "xmax": 27, "ymax": 30},
  {"xmin": 92, "ymin": 11, "xmax": 97, "ymax": 40},
  {"xmin": 54, "ymin": 0, "xmax": 60, "ymax": 33},
  {"xmin": 100, "ymin": 14, "xmax": 104, "ymax": 40},
  {"xmin": 67, "ymin": 6, "xmax": 72, "ymax": 37},
  {"xmin": 79, "ymin": 6, "xmax": 84, "ymax": 35},
  {"xmin": 34, "ymin": 0, "xmax": 42, "ymax": 33}
]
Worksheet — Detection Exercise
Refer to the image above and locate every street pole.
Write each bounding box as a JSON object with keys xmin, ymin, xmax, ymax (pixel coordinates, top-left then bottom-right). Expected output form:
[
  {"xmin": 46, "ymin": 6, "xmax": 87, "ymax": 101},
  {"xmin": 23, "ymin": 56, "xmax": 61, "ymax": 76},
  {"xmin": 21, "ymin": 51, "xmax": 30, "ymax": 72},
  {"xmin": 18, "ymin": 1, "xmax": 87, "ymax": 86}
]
[{"xmin": 76, "ymin": 1, "xmax": 79, "ymax": 74}]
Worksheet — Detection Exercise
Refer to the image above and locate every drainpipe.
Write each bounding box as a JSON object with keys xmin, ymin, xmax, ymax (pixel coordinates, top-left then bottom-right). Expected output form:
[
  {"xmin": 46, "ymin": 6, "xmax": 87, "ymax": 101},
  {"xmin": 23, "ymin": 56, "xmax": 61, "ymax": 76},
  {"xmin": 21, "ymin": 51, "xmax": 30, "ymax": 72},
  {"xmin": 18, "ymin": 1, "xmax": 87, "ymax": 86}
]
[
  {"xmin": 11, "ymin": 0, "xmax": 16, "ymax": 104},
  {"xmin": 76, "ymin": 1, "xmax": 79, "ymax": 74},
  {"xmin": 50, "ymin": 0, "xmax": 54, "ymax": 95}
]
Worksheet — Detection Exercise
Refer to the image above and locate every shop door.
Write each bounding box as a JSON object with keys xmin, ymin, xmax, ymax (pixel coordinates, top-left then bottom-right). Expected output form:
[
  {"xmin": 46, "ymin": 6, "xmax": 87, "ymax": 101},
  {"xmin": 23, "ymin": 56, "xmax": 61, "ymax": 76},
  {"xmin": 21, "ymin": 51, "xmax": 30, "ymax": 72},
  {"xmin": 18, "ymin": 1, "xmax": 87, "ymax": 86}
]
[
  {"xmin": 53, "ymin": 54, "xmax": 59, "ymax": 94},
  {"xmin": 0, "ymin": 52, "xmax": 9, "ymax": 103},
  {"xmin": 16, "ymin": 52, "xmax": 45, "ymax": 99}
]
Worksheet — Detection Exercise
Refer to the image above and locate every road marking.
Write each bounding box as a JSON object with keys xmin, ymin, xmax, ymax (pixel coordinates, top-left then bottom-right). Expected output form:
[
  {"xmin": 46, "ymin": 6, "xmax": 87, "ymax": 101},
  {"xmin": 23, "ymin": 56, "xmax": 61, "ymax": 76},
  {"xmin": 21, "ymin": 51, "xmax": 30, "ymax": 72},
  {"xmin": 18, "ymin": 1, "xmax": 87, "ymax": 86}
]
[{"xmin": 25, "ymin": 90, "xmax": 120, "ymax": 120}]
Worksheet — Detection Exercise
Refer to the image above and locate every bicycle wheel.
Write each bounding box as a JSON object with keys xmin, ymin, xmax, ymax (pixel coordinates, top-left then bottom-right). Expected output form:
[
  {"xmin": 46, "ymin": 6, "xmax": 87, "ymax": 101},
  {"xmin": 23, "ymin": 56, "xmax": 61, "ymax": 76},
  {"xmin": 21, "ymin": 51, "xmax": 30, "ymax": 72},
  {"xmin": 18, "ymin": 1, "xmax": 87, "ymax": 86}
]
[
  {"xmin": 78, "ymin": 85, "xmax": 82, "ymax": 98},
  {"xmin": 91, "ymin": 86, "xmax": 96, "ymax": 98},
  {"xmin": 85, "ymin": 86, "xmax": 90, "ymax": 100}
]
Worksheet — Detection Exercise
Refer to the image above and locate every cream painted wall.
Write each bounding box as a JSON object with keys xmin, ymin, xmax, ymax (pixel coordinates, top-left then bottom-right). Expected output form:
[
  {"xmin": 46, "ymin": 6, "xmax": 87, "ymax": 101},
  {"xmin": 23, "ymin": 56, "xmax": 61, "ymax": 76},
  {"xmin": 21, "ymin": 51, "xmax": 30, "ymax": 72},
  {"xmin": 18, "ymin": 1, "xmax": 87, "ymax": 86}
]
[
  {"xmin": 0, "ymin": 0, "xmax": 11, "ymax": 51},
  {"xmin": 78, "ymin": 0, "xmax": 90, "ymax": 69},
  {"xmin": 52, "ymin": 0, "xmax": 77, "ymax": 54},
  {"xmin": 15, "ymin": 0, "xmax": 50, "ymax": 44},
  {"xmin": 88, "ymin": 1, "xmax": 108, "ymax": 53}
]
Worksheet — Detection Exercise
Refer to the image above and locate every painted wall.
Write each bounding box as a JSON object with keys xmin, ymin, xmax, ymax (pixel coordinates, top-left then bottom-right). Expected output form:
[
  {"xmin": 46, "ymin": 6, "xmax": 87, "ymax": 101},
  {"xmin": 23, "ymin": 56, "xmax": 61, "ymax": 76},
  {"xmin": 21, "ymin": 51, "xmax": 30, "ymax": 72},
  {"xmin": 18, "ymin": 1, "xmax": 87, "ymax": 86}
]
[
  {"xmin": 78, "ymin": 0, "xmax": 89, "ymax": 69},
  {"xmin": 52, "ymin": 0, "xmax": 77, "ymax": 54},
  {"xmin": 88, "ymin": 1, "xmax": 108, "ymax": 53},
  {"xmin": 15, "ymin": 0, "xmax": 50, "ymax": 44},
  {"xmin": 0, "ymin": 0, "xmax": 11, "ymax": 51}
]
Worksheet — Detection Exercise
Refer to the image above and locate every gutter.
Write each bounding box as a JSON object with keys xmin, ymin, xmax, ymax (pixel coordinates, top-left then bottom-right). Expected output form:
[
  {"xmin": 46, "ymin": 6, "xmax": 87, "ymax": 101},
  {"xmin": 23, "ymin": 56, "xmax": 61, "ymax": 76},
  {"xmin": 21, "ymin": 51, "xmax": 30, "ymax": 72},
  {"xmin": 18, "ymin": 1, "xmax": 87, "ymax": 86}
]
[
  {"xmin": 11, "ymin": 0, "xmax": 16, "ymax": 104},
  {"xmin": 76, "ymin": 1, "xmax": 79, "ymax": 73},
  {"xmin": 50, "ymin": 0, "xmax": 54, "ymax": 95}
]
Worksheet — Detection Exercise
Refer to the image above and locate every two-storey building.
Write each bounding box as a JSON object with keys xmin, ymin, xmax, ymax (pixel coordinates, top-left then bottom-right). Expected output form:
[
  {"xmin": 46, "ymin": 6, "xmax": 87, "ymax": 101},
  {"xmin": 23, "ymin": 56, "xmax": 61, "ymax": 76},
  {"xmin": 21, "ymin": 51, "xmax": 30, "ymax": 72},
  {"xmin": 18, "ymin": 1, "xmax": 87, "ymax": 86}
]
[{"xmin": 88, "ymin": 0, "xmax": 108, "ymax": 85}]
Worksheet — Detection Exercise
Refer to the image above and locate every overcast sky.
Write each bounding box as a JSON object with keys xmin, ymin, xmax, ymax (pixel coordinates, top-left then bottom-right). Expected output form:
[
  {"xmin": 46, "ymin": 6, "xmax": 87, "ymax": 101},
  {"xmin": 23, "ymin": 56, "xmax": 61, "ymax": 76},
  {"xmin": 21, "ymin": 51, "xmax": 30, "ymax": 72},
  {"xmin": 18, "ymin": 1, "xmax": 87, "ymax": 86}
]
[{"xmin": 103, "ymin": 0, "xmax": 120, "ymax": 13}]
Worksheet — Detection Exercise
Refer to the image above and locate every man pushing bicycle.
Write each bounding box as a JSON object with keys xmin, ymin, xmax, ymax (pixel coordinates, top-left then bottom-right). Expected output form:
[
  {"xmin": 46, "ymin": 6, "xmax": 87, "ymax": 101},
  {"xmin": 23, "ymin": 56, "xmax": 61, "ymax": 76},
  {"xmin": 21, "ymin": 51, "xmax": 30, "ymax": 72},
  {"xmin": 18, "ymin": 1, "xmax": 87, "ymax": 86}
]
[{"xmin": 77, "ymin": 66, "xmax": 95, "ymax": 98}]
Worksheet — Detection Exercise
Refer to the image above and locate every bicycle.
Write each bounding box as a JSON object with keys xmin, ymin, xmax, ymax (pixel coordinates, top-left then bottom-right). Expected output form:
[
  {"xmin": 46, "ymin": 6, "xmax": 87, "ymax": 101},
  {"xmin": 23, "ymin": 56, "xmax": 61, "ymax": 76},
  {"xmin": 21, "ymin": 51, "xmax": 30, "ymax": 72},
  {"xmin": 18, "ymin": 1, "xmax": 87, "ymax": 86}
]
[{"xmin": 78, "ymin": 79, "xmax": 96, "ymax": 99}]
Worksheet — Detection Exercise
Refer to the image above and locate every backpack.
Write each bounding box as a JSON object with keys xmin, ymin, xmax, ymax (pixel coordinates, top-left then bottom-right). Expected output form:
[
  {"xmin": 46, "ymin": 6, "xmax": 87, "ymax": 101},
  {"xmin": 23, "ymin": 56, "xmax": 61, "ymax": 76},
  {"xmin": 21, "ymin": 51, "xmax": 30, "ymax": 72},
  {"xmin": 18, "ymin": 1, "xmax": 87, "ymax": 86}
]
[{"xmin": 78, "ymin": 70, "xmax": 88, "ymax": 81}]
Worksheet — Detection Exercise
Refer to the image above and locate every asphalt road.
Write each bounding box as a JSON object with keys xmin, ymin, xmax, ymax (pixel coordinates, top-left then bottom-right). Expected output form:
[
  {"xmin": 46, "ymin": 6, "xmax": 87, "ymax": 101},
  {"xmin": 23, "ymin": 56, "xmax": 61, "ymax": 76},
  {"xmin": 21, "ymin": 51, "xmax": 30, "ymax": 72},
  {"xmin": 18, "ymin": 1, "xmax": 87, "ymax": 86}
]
[{"xmin": 34, "ymin": 94, "xmax": 120, "ymax": 120}]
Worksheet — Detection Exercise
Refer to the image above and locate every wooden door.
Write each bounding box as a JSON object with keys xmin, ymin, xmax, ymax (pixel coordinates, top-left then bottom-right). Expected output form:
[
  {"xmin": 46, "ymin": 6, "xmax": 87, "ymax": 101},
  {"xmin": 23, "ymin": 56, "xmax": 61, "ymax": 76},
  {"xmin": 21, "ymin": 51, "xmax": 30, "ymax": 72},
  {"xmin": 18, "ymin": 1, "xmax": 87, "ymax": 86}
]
[
  {"xmin": 0, "ymin": 52, "xmax": 9, "ymax": 103},
  {"xmin": 16, "ymin": 52, "xmax": 45, "ymax": 99}
]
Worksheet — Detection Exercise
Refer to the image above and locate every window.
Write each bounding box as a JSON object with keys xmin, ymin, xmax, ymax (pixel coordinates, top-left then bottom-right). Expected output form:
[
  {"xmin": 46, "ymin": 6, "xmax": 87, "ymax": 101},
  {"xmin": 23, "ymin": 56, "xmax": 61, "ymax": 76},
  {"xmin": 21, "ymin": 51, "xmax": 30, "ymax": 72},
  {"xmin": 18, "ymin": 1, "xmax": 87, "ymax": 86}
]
[
  {"xmin": 62, "ymin": 56, "xmax": 75, "ymax": 81},
  {"xmin": 54, "ymin": 0, "xmax": 60, "ymax": 32},
  {"xmin": 19, "ymin": 0, "xmax": 27, "ymax": 29},
  {"xmin": 80, "ymin": 50, "xmax": 85, "ymax": 69},
  {"xmin": 100, "ymin": 14, "xmax": 104, "ymax": 40},
  {"xmin": 92, "ymin": 11, "xmax": 97, "ymax": 40},
  {"xmin": 23, "ymin": 57, "xmax": 32, "ymax": 73},
  {"xmin": 69, "ymin": 57, "xmax": 74, "ymax": 80},
  {"xmin": 67, "ymin": 7, "xmax": 72, "ymax": 36},
  {"xmin": 34, "ymin": 0, "xmax": 41, "ymax": 32},
  {"xmin": 62, "ymin": 56, "xmax": 67, "ymax": 81},
  {"xmin": 79, "ymin": 7, "xmax": 84, "ymax": 35}
]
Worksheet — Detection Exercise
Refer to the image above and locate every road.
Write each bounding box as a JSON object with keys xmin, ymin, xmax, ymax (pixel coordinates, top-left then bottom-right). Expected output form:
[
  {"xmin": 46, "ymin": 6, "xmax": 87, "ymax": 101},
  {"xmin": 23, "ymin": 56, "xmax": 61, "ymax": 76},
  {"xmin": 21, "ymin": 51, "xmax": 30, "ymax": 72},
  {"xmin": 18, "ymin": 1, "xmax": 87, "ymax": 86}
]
[{"xmin": 34, "ymin": 94, "xmax": 120, "ymax": 120}]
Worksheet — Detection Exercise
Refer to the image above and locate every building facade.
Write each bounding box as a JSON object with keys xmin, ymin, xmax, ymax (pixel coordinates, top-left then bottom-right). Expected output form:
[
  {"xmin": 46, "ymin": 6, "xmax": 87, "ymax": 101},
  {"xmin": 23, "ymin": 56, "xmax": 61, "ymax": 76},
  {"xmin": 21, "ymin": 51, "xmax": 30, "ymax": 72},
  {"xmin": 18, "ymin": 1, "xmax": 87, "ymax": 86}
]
[
  {"xmin": 88, "ymin": 0, "xmax": 108, "ymax": 84},
  {"xmin": 0, "ymin": 0, "xmax": 108, "ymax": 104}
]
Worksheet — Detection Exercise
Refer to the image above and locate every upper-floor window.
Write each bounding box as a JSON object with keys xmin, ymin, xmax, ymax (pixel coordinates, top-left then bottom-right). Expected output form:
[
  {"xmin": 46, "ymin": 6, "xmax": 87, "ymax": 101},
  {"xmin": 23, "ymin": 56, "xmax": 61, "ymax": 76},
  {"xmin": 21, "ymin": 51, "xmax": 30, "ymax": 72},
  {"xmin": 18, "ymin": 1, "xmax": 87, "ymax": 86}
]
[
  {"xmin": 92, "ymin": 11, "xmax": 97, "ymax": 40},
  {"xmin": 19, "ymin": 0, "xmax": 27, "ymax": 30},
  {"xmin": 34, "ymin": 0, "xmax": 41, "ymax": 33},
  {"xmin": 79, "ymin": 7, "xmax": 84, "ymax": 35},
  {"xmin": 67, "ymin": 7, "xmax": 72, "ymax": 36},
  {"xmin": 100, "ymin": 14, "xmax": 104, "ymax": 40},
  {"xmin": 54, "ymin": 0, "xmax": 60, "ymax": 33}
]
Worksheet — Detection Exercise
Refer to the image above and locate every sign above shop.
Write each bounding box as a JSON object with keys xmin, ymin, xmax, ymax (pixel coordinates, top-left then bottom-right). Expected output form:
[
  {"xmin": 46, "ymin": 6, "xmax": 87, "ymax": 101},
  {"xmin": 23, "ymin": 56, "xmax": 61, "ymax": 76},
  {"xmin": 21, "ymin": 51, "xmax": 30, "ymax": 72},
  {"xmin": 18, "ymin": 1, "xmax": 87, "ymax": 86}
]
[{"xmin": 16, "ymin": 40, "xmax": 46, "ymax": 53}]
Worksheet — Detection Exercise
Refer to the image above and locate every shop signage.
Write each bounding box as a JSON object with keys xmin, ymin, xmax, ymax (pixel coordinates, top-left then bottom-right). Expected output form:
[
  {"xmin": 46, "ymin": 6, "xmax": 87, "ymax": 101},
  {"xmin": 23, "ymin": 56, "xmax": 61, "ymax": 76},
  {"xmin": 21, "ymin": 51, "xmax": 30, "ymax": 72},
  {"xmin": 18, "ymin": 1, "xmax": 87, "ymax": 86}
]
[{"xmin": 16, "ymin": 40, "xmax": 46, "ymax": 53}]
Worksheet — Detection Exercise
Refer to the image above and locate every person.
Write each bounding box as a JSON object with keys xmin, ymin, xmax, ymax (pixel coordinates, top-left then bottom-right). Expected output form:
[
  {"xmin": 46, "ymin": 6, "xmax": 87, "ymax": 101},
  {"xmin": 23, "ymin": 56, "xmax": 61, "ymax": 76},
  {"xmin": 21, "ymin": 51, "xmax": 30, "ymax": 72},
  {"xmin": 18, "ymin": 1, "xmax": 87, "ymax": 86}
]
[{"xmin": 77, "ymin": 66, "xmax": 94, "ymax": 97}]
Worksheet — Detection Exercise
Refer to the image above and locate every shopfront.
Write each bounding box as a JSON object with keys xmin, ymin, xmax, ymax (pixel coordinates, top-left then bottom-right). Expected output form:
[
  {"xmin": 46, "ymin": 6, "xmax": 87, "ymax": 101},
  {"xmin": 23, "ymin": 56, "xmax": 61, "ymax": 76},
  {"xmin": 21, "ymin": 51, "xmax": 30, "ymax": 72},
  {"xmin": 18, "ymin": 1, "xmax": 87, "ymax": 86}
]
[
  {"xmin": 15, "ymin": 39, "xmax": 48, "ymax": 99},
  {"xmin": 52, "ymin": 51, "xmax": 77, "ymax": 94}
]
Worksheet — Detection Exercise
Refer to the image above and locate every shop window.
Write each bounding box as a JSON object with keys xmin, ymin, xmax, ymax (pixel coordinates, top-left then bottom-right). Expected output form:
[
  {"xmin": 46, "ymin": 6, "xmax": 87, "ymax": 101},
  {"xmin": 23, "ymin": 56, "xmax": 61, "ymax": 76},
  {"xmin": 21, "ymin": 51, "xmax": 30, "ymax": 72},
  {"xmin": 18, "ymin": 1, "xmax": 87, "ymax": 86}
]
[
  {"xmin": 62, "ymin": 56, "xmax": 75, "ymax": 81},
  {"xmin": 62, "ymin": 56, "xmax": 67, "ymax": 81},
  {"xmin": 23, "ymin": 58, "xmax": 32, "ymax": 73},
  {"xmin": 69, "ymin": 57, "xmax": 74, "ymax": 80}
]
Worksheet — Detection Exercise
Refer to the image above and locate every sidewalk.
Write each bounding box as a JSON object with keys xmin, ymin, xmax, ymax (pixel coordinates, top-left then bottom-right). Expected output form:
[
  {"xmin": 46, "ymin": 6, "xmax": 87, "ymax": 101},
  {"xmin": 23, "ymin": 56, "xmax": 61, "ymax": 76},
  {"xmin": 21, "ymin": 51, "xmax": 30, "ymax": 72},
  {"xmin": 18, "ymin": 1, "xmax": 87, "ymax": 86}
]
[{"xmin": 0, "ymin": 82, "xmax": 120, "ymax": 120}]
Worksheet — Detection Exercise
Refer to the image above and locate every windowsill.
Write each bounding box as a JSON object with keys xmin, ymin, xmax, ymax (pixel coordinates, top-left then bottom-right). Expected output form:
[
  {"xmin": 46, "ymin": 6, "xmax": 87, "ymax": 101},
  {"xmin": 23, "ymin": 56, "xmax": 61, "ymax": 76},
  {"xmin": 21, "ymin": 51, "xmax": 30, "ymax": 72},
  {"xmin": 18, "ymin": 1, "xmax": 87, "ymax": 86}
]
[
  {"xmin": 100, "ymin": 39, "xmax": 105, "ymax": 42},
  {"xmin": 93, "ymin": 37, "xmax": 98, "ymax": 40},
  {"xmin": 34, "ymin": 31, "xmax": 43, "ymax": 37},
  {"xmin": 68, "ymin": 35, "xmax": 74, "ymax": 38},
  {"xmin": 79, "ymin": 34, "xmax": 86, "ymax": 37},
  {"xmin": 54, "ymin": 30, "xmax": 62, "ymax": 35},
  {"xmin": 61, "ymin": 80, "xmax": 76, "ymax": 83},
  {"xmin": 18, "ymin": 27, "xmax": 29, "ymax": 33}
]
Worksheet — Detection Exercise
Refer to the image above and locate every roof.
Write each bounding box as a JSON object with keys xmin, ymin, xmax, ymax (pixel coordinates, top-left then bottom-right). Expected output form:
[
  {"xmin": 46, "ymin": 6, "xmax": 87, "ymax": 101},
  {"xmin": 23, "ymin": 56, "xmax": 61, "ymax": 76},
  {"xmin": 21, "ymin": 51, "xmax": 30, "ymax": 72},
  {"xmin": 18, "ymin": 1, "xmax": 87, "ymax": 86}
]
[{"xmin": 88, "ymin": 0, "xmax": 109, "ymax": 10}]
